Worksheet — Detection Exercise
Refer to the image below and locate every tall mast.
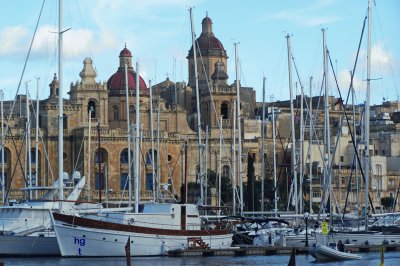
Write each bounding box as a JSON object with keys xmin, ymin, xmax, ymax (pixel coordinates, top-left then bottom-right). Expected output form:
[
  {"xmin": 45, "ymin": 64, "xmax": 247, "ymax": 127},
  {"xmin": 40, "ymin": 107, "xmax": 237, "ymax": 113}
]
[
  {"xmin": 364, "ymin": 0, "xmax": 372, "ymax": 228},
  {"xmin": 189, "ymin": 8, "xmax": 204, "ymax": 204},
  {"xmin": 26, "ymin": 82, "xmax": 32, "ymax": 199},
  {"xmin": 261, "ymin": 77, "xmax": 266, "ymax": 214},
  {"xmin": 322, "ymin": 28, "xmax": 332, "ymax": 224},
  {"xmin": 299, "ymin": 86, "xmax": 304, "ymax": 213},
  {"xmin": 134, "ymin": 61, "xmax": 140, "ymax": 213},
  {"xmin": 272, "ymin": 105, "xmax": 278, "ymax": 216},
  {"xmin": 286, "ymin": 34, "xmax": 297, "ymax": 214},
  {"xmin": 87, "ymin": 107, "xmax": 92, "ymax": 201},
  {"xmin": 58, "ymin": 0, "xmax": 64, "ymax": 207},
  {"xmin": 309, "ymin": 77, "xmax": 313, "ymax": 213},
  {"xmin": 124, "ymin": 64, "xmax": 131, "ymax": 208},
  {"xmin": 35, "ymin": 77, "xmax": 40, "ymax": 199},
  {"xmin": 205, "ymin": 126, "xmax": 209, "ymax": 204},
  {"xmin": 235, "ymin": 43, "xmax": 243, "ymax": 215},
  {"xmin": 232, "ymin": 100, "xmax": 236, "ymax": 215},
  {"xmin": 1, "ymin": 90, "xmax": 4, "ymax": 204},
  {"xmin": 149, "ymin": 80, "xmax": 156, "ymax": 202},
  {"xmin": 218, "ymin": 116, "xmax": 223, "ymax": 208}
]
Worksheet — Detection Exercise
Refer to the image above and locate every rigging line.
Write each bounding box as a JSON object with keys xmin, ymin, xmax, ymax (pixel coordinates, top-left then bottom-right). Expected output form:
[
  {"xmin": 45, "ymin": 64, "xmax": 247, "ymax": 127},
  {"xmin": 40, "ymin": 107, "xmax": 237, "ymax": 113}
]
[
  {"xmin": 1, "ymin": 0, "xmax": 46, "ymax": 151},
  {"xmin": 327, "ymin": 51, "xmax": 375, "ymax": 214}
]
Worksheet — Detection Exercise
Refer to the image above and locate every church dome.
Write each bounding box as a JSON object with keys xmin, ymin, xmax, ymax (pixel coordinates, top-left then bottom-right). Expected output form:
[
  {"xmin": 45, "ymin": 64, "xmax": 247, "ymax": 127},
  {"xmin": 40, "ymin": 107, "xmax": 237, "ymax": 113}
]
[
  {"xmin": 188, "ymin": 14, "xmax": 227, "ymax": 58},
  {"xmin": 107, "ymin": 46, "xmax": 148, "ymax": 96}
]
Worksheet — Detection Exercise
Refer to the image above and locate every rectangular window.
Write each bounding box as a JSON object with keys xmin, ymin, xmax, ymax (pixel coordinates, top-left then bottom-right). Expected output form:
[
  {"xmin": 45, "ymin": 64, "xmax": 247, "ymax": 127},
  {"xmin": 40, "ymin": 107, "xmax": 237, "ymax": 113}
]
[
  {"xmin": 146, "ymin": 173, "xmax": 153, "ymax": 191},
  {"xmin": 0, "ymin": 172, "xmax": 7, "ymax": 190},
  {"xmin": 95, "ymin": 173, "xmax": 105, "ymax": 190},
  {"xmin": 120, "ymin": 173, "xmax": 128, "ymax": 190}
]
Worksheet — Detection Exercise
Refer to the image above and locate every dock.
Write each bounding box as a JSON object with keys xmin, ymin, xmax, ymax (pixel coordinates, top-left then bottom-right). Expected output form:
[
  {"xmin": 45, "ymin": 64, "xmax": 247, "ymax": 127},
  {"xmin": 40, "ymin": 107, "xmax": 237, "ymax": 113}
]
[{"xmin": 167, "ymin": 244, "xmax": 400, "ymax": 257}]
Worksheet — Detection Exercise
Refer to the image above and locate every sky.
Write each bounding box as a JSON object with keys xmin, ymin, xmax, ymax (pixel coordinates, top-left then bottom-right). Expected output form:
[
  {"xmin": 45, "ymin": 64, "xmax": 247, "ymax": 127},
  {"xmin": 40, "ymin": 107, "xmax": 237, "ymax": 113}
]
[{"xmin": 0, "ymin": 0, "xmax": 399, "ymax": 105}]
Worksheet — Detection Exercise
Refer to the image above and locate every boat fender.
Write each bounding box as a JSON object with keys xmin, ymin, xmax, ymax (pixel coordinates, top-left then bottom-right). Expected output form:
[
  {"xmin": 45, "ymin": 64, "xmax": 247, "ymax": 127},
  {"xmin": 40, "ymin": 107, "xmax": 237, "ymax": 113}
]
[
  {"xmin": 128, "ymin": 218, "xmax": 135, "ymax": 225},
  {"xmin": 383, "ymin": 240, "xmax": 389, "ymax": 245},
  {"xmin": 365, "ymin": 240, "xmax": 369, "ymax": 245},
  {"xmin": 345, "ymin": 239, "xmax": 350, "ymax": 244}
]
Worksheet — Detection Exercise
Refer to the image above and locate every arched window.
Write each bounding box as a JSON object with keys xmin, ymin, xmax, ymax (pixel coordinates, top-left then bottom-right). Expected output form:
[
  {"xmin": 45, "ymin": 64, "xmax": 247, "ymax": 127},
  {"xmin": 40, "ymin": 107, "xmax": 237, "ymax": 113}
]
[
  {"xmin": 221, "ymin": 102, "xmax": 229, "ymax": 119},
  {"xmin": 113, "ymin": 106, "xmax": 119, "ymax": 120},
  {"xmin": 88, "ymin": 101, "xmax": 96, "ymax": 118},
  {"xmin": 95, "ymin": 148, "xmax": 108, "ymax": 164},
  {"xmin": 222, "ymin": 165, "xmax": 230, "ymax": 177},
  {"xmin": 145, "ymin": 149, "xmax": 158, "ymax": 165},
  {"xmin": 0, "ymin": 147, "xmax": 11, "ymax": 190},
  {"xmin": 120, "ymin": 149, "xmax": 133, "ymax": 164}
]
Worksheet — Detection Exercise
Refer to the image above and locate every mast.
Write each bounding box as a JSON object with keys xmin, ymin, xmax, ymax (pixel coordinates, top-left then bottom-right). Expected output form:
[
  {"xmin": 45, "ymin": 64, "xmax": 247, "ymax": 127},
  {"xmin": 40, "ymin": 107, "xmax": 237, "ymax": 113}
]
[
  {"xmin": 26, "ymin": 82, "xmax": 32, "ymax": 199},
  {"xmin": 286, "ymin": 34, "xmax": 297, "ymax": 214},
  {"xmin": 124, "ymin": 64, "xmax": 132, "ymax": 208},
  {"xmin": 87, "ymin": 107, "xmax": 93, "ymax": 201},
  {"xmin": 149, "ymin": 80, "xmax": 156, "ymax": 202},
  {"xmin": 58, "ymin": 0, "xmax": 64, "ymax": 208},
  {"xmin": 299, "ymin": 86, "xmax": 304, "ymax": 213},
  {"xmin": 218, "ymin": 116, "xmax": 223, "ymax": 208},
  {"xmin": 364, "ymin": 0, "xmax": 372, "ymax": 228},
  {"xmin": 261, "ymin": 77, "xmax": 266, "ymax": 214},
  {"xmin": 232, "ymin": 100, "xmax": 236, "ymax": 215},
  {"xmin": 205, "ymin": 125, "xmax": 209, "ymax": 204},
  {"xmin": 309, "ymin": 77, "xmax": 313, "ymax": 213},
  {"xmin": 134, "ymin": 61, "xmax": 140, "ymax": 213},
  {"xmin": 189, "ymin": 8, "xmax": 204, "ymax": 204},
  {"xmin": 97, "ymin": 123, "xmax": 102, "ymax": 203},
  {"xmin": 322, "ymin": 28, "xmax": 332, "ymax": 225},
  {"xmin": 35, "ymin": 77, "xmax": 39, "ymax": 199},
  {"xmin": 235, "ymin": 43, "xmax": 243, "ymax": 215},
  {"xmin": 1, "ymin": 90, "xmax": 4, "ymax": 204},
  {"xmin": 157, "ymin": 97, "xmax": 161, "ymax": 200},
  {"xmin": 272, "ymin": 105, "xmax": 278, "ymax": 216}
]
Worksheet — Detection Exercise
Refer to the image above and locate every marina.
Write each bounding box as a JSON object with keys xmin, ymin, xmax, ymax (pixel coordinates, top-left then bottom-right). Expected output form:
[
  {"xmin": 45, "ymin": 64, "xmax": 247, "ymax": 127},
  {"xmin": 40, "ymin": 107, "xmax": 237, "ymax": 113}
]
[{"xmin": 0, "ymin": 0, "xmax": 399, "ymax": 263}]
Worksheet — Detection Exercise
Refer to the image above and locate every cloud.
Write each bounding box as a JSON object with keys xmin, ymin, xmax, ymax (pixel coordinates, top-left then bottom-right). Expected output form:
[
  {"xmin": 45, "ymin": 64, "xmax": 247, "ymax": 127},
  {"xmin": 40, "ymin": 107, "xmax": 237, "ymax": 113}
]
[
  {"xmin": 370, "ymin": 44, "xmax": 392, "ymax": 71},
  {"xmin": 337, "ymin": 69, "xmax": 363, "ymax": 91},
  {"xmin": 0, "ymin": 26, "xmax": 28, "ymax": 56}
]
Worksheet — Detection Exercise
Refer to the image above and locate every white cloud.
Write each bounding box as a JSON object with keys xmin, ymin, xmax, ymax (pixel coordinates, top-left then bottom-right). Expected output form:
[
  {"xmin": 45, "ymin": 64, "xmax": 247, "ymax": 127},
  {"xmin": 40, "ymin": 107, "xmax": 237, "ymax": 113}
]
[
  {"xmin": 337, "ymin": 69, "xmax": 363, "ymax": 91},
  {"xmin": 0, "ymin": 26, "xmax": 28, "ymax": 55},
  {"xmin": 370, "ymin": 44, "xmax": 392, "ymax": 71}
]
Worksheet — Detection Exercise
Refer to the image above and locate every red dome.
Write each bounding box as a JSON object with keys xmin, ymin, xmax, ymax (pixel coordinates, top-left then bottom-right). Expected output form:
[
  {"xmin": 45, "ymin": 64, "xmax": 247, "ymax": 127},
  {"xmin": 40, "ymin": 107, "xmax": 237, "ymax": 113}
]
[
  {"xmin": 107, "ymin": 69, "xmax": 148, "ymax": 96},
  {"xmin": 119, "ymin": 47, "xmax": 132, "ymax": 57}
]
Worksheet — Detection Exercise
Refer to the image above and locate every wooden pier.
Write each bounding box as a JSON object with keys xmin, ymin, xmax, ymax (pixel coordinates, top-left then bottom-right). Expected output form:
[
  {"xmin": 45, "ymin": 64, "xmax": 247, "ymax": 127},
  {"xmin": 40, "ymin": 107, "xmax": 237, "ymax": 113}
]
[{"xmin": 167, "ymin": 244, "xmax": 400, "ymax": 257}]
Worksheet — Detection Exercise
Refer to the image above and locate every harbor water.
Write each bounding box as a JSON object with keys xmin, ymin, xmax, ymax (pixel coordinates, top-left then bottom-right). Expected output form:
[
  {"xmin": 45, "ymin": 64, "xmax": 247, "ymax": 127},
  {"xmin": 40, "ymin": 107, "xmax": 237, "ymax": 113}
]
[{"xmin": 1, "ymin": 251, "xmax": 399, "ymax": 266}]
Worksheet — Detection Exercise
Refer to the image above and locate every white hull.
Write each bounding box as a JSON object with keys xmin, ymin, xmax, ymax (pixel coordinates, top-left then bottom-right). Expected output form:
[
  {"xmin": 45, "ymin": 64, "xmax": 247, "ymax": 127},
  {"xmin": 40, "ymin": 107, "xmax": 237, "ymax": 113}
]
[
  {"xmin": 310, "ymin": 243, "xmax": 362, "ymax": 261},
  {"xmin": 54, "ymin": 222, "xmax": 232, "ymax": 257},
  {"xmin": 0, "ymin": 235, "xmax": 59, "ymax": 256}
]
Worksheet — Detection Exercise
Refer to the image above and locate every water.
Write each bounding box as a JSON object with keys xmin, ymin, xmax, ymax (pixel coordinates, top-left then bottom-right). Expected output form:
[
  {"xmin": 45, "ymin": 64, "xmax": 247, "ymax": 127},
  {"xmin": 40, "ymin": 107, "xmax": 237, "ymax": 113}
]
[{"xmin": 1, "ymin": 252, "xmax": 399, "ymax": 266}]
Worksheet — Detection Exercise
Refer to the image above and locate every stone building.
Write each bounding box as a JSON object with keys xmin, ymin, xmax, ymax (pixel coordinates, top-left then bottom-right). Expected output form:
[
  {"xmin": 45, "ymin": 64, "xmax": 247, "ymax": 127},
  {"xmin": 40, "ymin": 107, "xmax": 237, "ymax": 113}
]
[{"xmin": 0, "ymin": 15, "xmax": 260, "ymax": 210}]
